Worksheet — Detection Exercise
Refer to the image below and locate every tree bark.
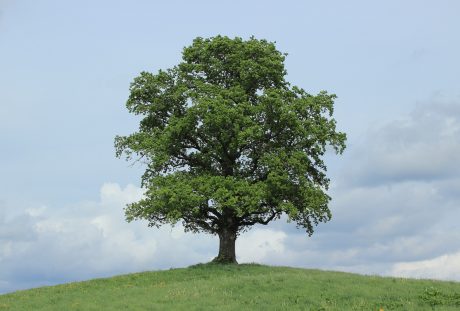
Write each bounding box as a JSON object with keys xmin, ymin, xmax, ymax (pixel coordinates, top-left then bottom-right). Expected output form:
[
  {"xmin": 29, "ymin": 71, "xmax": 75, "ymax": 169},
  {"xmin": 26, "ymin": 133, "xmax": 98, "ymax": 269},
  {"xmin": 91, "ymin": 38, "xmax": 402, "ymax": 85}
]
[{"xmin": 213, "ymin": 226, "xmax": 238, "ymax": 264}]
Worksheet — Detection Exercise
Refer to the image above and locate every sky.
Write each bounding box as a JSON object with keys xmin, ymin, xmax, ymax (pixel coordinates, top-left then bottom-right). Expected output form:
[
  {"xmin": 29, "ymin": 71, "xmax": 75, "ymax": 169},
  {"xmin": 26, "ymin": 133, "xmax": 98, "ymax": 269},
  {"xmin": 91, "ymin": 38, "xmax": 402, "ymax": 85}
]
[{"xmin": 1, "ymin": 0, "xmax": 460, "ymax": 294}]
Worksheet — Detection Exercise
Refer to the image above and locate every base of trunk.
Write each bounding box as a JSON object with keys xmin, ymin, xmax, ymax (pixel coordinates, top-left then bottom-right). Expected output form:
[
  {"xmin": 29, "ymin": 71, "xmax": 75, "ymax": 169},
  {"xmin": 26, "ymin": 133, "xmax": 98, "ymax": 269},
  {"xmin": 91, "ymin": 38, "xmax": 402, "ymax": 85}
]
[
  {"xmin": 213, "ymin": 227, "xmax": 238, "ymax": 264},
  {"xmin": 211, "ymin": 255, "xmax": 238, "ymax": 264}
]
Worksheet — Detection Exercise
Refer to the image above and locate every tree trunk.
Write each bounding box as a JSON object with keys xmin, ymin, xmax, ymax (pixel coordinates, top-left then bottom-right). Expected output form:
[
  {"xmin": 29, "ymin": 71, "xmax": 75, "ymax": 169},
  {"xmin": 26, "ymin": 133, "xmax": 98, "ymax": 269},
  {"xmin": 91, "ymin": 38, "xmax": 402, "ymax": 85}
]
[{"xmin": 213, "ymin": 227, "xmax": 238, "ymax": 264}]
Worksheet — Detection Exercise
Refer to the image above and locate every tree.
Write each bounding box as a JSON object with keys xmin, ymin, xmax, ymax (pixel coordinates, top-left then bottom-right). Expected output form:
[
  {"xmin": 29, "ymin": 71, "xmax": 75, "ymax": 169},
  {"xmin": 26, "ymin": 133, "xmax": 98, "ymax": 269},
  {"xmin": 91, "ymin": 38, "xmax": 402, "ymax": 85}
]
[{"xmin": 115, "ymin": 36, "xmax": 346, "ymax": 264}]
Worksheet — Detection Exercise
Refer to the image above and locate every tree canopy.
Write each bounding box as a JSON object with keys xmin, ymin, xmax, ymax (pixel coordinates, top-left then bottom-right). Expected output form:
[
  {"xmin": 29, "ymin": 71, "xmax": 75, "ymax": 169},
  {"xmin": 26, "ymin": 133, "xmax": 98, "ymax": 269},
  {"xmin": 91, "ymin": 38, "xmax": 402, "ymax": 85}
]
[{"xmin": 115, "ymin": 36, "xmax": 346, "ymax": 263}]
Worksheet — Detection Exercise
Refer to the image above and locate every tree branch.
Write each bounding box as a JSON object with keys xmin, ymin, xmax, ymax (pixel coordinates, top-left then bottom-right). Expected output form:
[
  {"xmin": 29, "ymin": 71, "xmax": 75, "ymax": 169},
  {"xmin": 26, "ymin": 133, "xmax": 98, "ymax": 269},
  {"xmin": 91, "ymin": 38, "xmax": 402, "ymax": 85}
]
[
  {"xmin": 183, "ymin": 215, "xmax": 217, "ymax": 233},
  {"xmin": 238, "ymin": 210, "xmax": 281, "ymax": 226},
  {"xmin": 202, "ymin": 205, "xmax": 222, "ymax": 218}
]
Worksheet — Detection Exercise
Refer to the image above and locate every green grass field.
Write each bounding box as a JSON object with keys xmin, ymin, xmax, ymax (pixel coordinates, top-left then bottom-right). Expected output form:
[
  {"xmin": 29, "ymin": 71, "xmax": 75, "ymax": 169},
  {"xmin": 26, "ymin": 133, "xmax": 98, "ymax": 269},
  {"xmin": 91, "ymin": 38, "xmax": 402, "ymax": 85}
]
[{"xmin": 1, "ymin": 263, "xmax": 459, "ymax": 310}]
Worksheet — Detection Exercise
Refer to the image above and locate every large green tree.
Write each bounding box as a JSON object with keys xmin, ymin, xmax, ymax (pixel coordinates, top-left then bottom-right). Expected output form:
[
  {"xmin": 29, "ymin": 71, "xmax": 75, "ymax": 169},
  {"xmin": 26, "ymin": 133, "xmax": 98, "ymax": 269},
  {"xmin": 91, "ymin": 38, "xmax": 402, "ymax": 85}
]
[{"xmin": 115, "ymin": 36, "xmax": 346, "ymax": 263}]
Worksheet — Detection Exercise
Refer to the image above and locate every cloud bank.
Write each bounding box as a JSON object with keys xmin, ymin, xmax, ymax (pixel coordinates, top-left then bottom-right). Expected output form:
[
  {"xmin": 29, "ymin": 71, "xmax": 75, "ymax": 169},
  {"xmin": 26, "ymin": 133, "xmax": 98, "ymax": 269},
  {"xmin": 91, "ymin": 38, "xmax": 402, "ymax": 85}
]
[
  {"xmin": 346, "ymin": 99, "xmax": 460, "ymax": 186},
  {"xmin": 390, "ymin": 251, "xmax": 460, "ymax": 281},
  {"xmin": 0, "ymin": 184, "xmax": 213, "ymax": 293}
]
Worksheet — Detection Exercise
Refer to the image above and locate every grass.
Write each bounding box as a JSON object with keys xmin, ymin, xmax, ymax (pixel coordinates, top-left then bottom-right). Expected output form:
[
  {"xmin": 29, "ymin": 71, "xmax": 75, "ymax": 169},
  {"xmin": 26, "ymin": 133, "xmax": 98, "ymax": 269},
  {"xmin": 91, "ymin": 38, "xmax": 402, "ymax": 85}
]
[{"xmin": 0, "ymin": 263, "xmax": 459, "ymax": 310}]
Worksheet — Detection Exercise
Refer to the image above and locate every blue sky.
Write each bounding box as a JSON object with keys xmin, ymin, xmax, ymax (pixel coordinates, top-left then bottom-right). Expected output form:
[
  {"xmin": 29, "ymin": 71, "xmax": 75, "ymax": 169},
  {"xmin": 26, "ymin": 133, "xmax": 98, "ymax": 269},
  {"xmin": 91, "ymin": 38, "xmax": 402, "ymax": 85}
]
[{"xmin": 1, "ymin": 0, "xmax": 460, "ymax": 294}]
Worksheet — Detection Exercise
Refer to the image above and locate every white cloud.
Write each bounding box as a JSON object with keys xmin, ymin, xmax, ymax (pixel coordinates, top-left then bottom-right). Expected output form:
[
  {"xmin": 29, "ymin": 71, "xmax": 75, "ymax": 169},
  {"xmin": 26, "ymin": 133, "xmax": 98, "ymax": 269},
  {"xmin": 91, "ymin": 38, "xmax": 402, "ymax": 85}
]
[
  {"xmin": 390, "ymin": 251, "xmax": 460, "ymax": 281},
  {"xmin": 99, "ymin": 183, "xmax": 144, "ymax": 206},
  {"xmin": 237, "ymin": 229, "xmax": 287, "ymax": 263},
  {"xmin": 25, "ymin": 206, "xmax": 46, "ymax": 217}
]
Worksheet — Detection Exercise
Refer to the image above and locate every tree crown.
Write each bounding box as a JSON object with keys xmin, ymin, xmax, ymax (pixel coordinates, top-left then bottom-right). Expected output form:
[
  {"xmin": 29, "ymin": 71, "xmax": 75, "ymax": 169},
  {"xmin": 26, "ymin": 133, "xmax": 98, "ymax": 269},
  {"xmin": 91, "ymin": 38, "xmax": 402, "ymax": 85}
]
[{"xmin": 115, "ymin": 36, "xmax": 346, "ymax": 237}]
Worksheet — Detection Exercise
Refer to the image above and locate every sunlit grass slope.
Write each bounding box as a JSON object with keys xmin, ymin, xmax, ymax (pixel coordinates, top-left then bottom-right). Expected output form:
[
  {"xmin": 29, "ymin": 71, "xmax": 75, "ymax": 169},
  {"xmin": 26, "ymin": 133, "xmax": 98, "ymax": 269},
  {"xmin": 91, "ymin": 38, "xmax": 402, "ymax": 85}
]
[{"xmin": 1, "ymin": 263, "xmax": 459, "ymax": 310}]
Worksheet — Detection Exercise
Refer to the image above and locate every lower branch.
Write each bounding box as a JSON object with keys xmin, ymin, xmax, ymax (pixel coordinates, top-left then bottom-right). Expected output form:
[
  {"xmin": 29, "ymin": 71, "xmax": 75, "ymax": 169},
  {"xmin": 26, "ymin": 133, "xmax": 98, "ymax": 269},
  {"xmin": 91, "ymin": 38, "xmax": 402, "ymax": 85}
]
[{"xmin": 239, "ymin": 210, "xmax": 281, "ymax": 226}]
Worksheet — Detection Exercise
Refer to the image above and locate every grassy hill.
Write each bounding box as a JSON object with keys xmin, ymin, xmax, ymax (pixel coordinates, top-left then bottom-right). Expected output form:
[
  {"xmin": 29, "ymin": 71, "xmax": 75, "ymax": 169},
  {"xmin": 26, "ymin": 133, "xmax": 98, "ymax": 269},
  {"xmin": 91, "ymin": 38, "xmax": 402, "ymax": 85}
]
[{"xmin": 0, "ymin": 263, "xmax": 459, "ymax": 310}]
